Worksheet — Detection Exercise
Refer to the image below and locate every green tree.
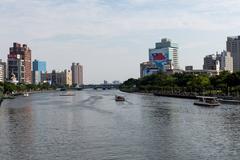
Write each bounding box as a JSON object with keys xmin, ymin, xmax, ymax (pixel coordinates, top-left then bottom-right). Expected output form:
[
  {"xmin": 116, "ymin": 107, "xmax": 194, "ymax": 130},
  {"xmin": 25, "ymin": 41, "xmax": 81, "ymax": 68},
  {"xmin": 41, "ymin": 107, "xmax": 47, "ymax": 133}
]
[
  {"xmin": 187, "ymin": 75, "xmax": 210, "ymax": 92},
  {"xmin": 4, "ymin": 82, "xmax": 17, "ymax": 94}
]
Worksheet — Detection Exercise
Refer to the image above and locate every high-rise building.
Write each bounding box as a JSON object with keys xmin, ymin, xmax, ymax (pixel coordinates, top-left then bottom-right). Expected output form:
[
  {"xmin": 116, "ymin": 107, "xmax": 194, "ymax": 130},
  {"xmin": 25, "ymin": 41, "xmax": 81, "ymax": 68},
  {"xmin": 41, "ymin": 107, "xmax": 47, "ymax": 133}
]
[
  {"xmin": 103, "ymin": 80, "xmax": 108, "ymax": 85},
  {"xmin": 227, "ymin": 36, "xmax": 240, "ymax": 72},
  {"xmin": 140, "ymin": 62, "xmax": 158, "ymax": 78},
  {"xmin": 33, "ymin": 59, "xmax": 46, "ymax": 72},
  {"xmin": 7, "ymin": 43, "xmax": 32, "ymax": 84},
  {"xmin": 52, "ymin": 70, "xmax": 72, "ymax": 86},
  {"xmin": 203, "ymin": 54, "xmax": 220, "ymax": 70},
  {"xmin": 185, "ymin": 66, "xmax": 193, "ymax": 71},
  {"xmin": 219, "ymin": 51, "xmax": 233, "ymax": 73},
  {"xmin": 51, "ymin": 70, "xmax": 57, "ymax": 86},
  {"xmin": 0, "ymin": 59, "xmax": 6, "ymax": 82},
  {"xmin": 203, "ymin": 52, "xmax": 233, "ymax": 73},
  {"xmin": 32, "ymin": 59, "xmax": 47, "ymax": 84},
  {"xmin": 41, "ymin": 72, "xmax": 52, "ymax": 84},
  {"xmin": 64, "ymin": 69, "xmax": 72, "ymax": 86},
  {"xmin": 149, "ymin": 38, "xmax": 179, "ymax": 71},
  {"xmin": 71, "ymin": 63, "xmax": 83, "ymax": 86}
]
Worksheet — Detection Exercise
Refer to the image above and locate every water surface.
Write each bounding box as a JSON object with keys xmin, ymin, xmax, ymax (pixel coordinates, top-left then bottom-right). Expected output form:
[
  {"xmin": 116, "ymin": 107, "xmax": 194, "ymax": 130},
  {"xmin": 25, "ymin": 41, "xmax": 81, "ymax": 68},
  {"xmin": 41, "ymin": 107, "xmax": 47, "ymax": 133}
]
[{"xmin": 1, "ymin": 90, "xmax": 240, "ymax": 160}]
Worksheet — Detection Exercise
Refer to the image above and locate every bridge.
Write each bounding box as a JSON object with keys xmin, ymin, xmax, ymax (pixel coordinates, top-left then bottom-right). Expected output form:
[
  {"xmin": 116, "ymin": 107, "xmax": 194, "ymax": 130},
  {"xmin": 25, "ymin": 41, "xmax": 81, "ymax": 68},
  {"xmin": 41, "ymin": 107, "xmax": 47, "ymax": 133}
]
[{"xmin": 82, "ymin": 84, "xmax": 121, "ymax": 90}]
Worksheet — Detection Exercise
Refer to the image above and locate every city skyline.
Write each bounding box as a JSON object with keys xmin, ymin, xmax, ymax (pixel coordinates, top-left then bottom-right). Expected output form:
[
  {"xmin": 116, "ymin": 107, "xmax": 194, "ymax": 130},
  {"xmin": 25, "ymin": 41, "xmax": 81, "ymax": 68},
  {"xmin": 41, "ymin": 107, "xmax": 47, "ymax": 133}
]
[{"xmin": 1, "ymin": 0, "xmax": 240, "ymax": 83}]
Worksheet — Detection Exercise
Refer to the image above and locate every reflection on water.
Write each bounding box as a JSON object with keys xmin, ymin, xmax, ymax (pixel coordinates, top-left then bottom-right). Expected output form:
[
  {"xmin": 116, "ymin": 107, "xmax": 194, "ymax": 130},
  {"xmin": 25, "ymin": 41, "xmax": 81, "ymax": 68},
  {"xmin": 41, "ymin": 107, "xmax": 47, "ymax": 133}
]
[
  {"xmin": 0, "ymin": 102, "xmax": 34, "ymax": 160},
  {"xmin": 1, "ymin": 90, "xmax": 240, "ymax": 159}
]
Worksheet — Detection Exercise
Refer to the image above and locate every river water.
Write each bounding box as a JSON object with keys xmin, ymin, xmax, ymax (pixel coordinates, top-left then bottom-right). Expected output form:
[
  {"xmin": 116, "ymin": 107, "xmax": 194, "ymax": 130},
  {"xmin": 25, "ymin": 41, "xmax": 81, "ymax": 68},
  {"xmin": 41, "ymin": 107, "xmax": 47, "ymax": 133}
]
[{"xmin": 1, "ymin": 90, "xmax": 240, "ymax": 160}]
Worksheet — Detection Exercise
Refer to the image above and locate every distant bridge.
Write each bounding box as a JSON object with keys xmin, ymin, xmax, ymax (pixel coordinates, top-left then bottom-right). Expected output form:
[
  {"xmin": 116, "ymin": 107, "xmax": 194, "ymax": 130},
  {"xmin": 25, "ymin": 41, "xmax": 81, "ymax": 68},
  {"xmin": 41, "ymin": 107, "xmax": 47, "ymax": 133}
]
[{"xmin": 82, "ymin": 84, "xmax": 121, "ymax": 90}]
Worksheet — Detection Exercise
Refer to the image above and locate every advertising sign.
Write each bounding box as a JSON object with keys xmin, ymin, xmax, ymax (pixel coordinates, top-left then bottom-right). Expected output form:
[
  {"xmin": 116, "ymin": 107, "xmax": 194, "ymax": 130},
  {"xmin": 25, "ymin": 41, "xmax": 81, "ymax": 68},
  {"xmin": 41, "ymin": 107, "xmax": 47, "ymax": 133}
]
[{"xmin": 149, "ymin": 48, "xmax": 169, "ymax": 70}]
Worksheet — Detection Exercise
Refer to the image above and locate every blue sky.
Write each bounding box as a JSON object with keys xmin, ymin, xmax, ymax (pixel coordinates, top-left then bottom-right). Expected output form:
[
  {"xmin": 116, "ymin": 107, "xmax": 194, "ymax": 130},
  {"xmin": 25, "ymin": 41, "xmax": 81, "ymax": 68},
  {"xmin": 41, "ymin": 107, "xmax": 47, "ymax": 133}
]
[{"xmin": 0, "ymin": 0, "xmax": 240, "ymax": 83}]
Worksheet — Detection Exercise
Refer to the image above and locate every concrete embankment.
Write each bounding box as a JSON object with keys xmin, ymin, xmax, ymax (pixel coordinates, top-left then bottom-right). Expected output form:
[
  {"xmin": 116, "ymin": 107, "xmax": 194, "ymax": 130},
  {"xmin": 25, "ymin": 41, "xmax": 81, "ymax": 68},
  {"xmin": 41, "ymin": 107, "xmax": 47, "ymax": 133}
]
[
  {"xmin": 120, "ymin": 88, "xmax": 199, "ymax": 99},
  {"xmin": 153, "ymin": 92, "xmax": 198, "ymax": 99}
]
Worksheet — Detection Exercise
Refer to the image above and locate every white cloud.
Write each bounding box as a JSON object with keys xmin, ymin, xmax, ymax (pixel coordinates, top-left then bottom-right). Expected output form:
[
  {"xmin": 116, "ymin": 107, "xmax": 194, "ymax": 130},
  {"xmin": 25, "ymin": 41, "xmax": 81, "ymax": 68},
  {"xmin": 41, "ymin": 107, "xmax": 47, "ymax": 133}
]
[{"xmin": 1, "ymin": 0, "xmax": 239, "ymax": 39}]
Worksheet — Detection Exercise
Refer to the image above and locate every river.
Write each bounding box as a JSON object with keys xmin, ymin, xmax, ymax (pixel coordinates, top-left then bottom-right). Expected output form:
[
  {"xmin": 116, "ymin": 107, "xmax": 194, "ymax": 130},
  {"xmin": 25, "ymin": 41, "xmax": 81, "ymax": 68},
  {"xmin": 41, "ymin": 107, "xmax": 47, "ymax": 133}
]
[{"xmin": 1, "ymin": 90, "xmax": 240, "ymax": 160}]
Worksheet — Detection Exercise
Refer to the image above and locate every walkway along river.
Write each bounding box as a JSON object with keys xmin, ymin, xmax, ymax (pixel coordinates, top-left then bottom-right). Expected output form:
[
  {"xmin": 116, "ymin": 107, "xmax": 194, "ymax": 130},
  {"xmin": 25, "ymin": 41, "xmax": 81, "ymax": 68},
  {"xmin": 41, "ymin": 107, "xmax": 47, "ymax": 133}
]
[{"xmin": 1, "ymin": 90, "xmax": 240, "ymax": 159}]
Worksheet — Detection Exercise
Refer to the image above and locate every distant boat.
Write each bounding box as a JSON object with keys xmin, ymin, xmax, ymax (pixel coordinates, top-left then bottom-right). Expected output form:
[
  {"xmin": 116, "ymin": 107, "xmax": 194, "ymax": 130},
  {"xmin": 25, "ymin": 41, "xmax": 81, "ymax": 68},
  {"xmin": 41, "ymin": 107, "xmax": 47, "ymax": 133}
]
[
  {"xmin": 76, "ymin": 87, "xmax": 83, "ymax": 91},
  {"xmin": 60, "ymin": 88, "xmax": 67, "ymax": 91},
  {"xmin": 115, "ymin": 95, "xmax": 125, "ymax": 101},
  {"xmin": 194, "ymin": 96, "xmax": 220, "ymax": 107},
  {"xmin": 59, "ymin": 93, "xmax": 75, "ymax": 96},
  {"xmin": 23, "ymin": 92, "xmax": 29, "ymax": 97},
  {"xmin": 56, "ymin": 88, "xmax": 67, "ymax": 91}
]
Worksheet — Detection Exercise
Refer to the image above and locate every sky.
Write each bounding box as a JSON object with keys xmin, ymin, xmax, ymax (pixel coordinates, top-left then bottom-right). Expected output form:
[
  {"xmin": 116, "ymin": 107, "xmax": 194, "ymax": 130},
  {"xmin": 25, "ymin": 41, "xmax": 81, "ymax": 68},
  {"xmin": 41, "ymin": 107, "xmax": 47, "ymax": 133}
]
[{"xmin": 0, "ymin": 0, "xmax": 240, "ymax": 84}]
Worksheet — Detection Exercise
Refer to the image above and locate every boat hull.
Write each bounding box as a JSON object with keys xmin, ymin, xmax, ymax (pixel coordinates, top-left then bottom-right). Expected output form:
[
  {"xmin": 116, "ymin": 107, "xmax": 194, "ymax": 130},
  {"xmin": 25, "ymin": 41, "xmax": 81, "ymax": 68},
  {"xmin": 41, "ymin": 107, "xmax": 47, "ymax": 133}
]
[
  {"xmin": 194, "ymin": 102, "xmax": 220, "ymax": 107},
  {"xmin": 218, "ymin": 99, "xmax": 240, "ymax": 105}
]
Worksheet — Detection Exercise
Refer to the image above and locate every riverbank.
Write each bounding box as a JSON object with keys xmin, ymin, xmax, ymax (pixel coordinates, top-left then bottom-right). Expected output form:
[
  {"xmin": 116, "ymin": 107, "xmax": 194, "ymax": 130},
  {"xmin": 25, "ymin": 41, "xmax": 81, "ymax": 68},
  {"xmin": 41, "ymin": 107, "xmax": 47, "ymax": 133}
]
[
  {"xmin": 153, "ymin": 92, "xmax": 198, "ymax": 99},
  {"xmin": 120, "ymin": 88, "xmax": 240, "ymax": 101},
  {"xmin": 120, "ymin": 89, "xmax": 198, "ymax": 99},
  {"xmin": 1, "ymin": 89, "xmax": 57, "ymax": 102},
  {"xmin": 120, "ymin": 72, "xmax": 240, "ymax": 101}
]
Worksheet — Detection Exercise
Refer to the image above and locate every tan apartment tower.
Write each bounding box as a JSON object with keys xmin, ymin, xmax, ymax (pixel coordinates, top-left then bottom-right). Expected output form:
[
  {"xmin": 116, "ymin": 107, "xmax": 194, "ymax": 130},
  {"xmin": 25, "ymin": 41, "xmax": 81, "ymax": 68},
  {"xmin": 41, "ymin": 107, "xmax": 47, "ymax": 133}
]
[{"xmin": 71, "ymin": 63, "xmax": 83, "ymax": 86}]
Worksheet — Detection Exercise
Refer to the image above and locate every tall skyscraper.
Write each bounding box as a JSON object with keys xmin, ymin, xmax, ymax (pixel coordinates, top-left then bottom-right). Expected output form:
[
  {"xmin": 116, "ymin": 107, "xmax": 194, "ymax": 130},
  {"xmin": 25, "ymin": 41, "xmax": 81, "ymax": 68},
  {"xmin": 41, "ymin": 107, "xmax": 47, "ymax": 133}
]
[
  {"xmin": 32, "ymin": 59, "xmax": 47, "ymax": 84},
  {"xmin": 7, "ymin": 42, "xmax": 32, "ymax": 84},
  {"xmin": 227, "ymin": 36, "xmax": 240, "ymax": 72},
  {"xmin": 0, "ymin": 59, "xmax": 6, "ymax": 83},
  {"xmin": 149, "ymin": 38, "xmax": 179, "ymax": 71},
  {"xmin": 71, "ymin": 63, "xmax": 83, "ymax": 86}
]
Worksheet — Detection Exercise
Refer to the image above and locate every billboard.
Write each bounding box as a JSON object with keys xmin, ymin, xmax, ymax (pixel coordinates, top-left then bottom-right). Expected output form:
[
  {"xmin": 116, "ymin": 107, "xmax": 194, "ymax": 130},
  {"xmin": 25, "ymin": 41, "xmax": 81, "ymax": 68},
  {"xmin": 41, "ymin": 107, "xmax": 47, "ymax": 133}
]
[
  {"xmin": 149, "ymin": 48, "xmax": 169, "ymax": 70},
  {"xmin": 143, "ymin": 68, "xmax": 159, "ymax": 77}
]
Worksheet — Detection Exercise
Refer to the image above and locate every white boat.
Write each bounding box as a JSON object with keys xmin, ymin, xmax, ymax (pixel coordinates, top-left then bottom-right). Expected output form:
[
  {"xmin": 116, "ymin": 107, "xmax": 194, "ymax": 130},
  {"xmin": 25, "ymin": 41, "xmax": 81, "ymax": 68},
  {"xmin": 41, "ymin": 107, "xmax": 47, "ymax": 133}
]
[
  {"xmin": 23, "ymin": 92, "xmax": 29, "ymax": 97},
  {"xmin": 194, "ymin": 96, "xmax": 220, "ymax": 107}
]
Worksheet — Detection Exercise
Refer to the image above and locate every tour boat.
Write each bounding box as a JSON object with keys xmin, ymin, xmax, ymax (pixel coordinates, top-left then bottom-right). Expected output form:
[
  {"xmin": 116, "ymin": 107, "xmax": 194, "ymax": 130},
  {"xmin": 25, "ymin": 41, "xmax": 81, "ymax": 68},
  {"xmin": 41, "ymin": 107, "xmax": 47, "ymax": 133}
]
[
  {"xmin": 115, "ymin": 95, "xmax": 125, "ymax": 101},
  {"xmin": 194, "ymin": 96, "xmax": 220, "ymax": 107},
  {"xmin": 23, "ymin": 92, "xmax": 29, "ymax": 97}
]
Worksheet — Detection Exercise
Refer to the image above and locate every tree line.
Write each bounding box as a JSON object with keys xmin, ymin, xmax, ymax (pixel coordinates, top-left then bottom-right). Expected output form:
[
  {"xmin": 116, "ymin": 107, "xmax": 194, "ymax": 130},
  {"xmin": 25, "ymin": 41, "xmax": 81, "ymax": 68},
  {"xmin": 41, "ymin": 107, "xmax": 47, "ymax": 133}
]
[
  {"xmin": 120, "ymin": 71, "xmax": 240, "ymax": 97},
  {"xmin": 0, "ymin": 82, "xmax": 53, "ymax": 95}
]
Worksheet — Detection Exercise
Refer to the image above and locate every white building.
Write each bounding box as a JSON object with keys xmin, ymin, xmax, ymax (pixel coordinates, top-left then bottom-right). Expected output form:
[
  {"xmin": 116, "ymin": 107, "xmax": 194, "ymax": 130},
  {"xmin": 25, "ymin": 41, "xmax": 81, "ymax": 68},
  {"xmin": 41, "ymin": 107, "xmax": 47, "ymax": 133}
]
[
  {"xmin": 220, "ymin": 50, "xmax": 233, "ymax": 73},
  {"xmin": 0, "ymin": 59, "xmax": 6, "ymax": 83},
  {"xmin": 32, "ymin": 71, "xmax": 41, "ymax": 84},
  {"xmin": 149, "ymin": 38, "xmax": 179, "ymax": 71}
]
